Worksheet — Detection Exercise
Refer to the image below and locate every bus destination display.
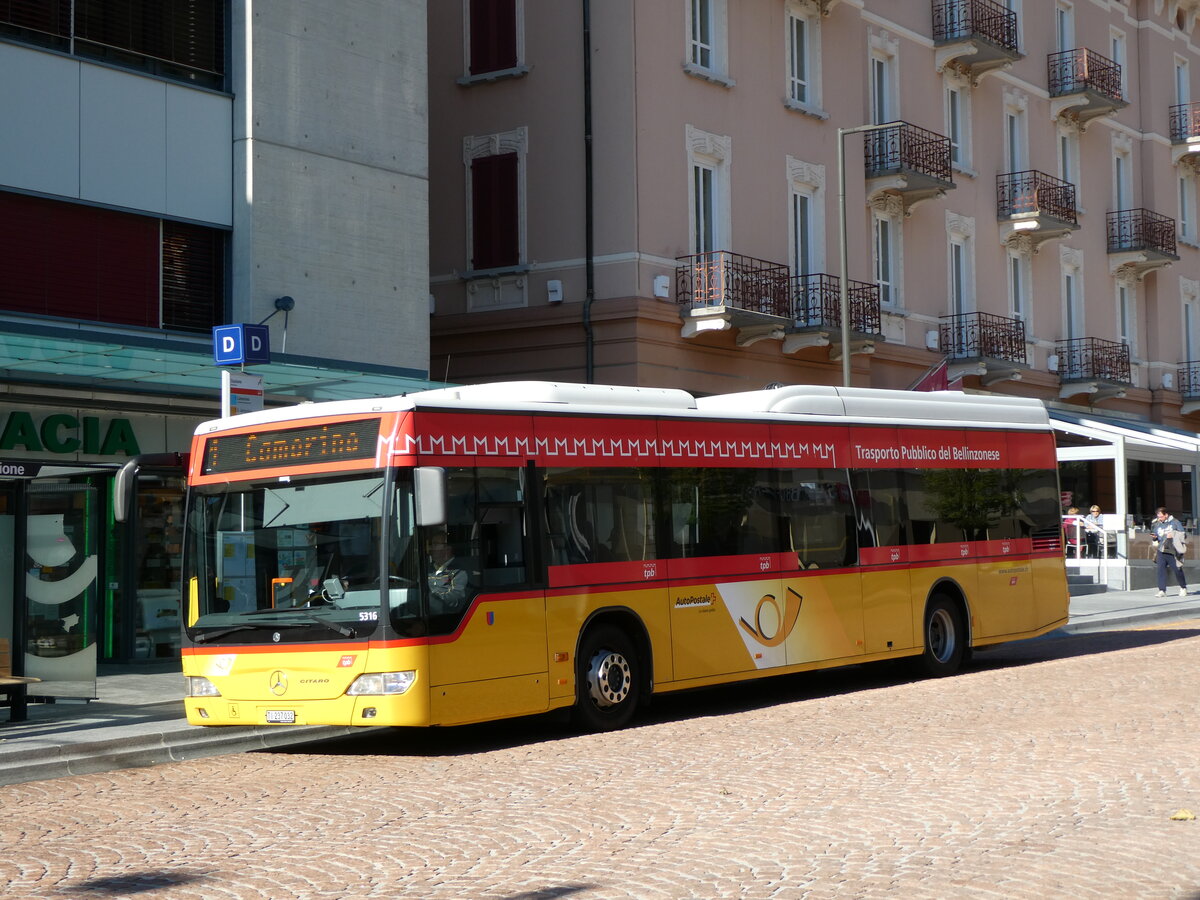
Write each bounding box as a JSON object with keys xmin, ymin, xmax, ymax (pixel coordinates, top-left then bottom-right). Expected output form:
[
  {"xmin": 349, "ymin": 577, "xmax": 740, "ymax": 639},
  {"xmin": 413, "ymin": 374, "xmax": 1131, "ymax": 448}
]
[{"xmin": 201, "ymin": 419, "xmax": 381, "ymax": 475}]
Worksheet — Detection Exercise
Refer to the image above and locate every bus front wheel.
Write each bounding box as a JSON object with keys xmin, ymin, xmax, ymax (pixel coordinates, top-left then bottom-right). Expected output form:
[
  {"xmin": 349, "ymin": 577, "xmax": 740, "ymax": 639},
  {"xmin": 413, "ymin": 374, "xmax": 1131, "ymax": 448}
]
[
  {"xmin": 919, "ymin": 595, "xmax": 966, "ymax": 677},
  {"xmin": 574, "ymin": 625, "xmax": 640, "ymax": 732}
]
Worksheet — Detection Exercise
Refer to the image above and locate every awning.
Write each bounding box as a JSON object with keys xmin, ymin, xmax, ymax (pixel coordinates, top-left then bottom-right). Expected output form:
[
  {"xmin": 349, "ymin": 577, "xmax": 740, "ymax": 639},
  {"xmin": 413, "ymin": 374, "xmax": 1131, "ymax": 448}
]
[
  {"xmin": 0, "ymin": 321, "xmax": 445, "ymax": 405},
  {"xmin": 1049, "ymin": 407, "xmax": 1200, "ymax": 468}
]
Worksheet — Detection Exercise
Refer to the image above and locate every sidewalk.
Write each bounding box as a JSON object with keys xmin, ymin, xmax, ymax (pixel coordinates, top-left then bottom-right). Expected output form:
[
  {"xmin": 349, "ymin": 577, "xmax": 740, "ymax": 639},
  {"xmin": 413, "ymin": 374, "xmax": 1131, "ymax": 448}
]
[{"xmin": 2, "ymin": 588, "xmax": 1199, "ymax": 788}]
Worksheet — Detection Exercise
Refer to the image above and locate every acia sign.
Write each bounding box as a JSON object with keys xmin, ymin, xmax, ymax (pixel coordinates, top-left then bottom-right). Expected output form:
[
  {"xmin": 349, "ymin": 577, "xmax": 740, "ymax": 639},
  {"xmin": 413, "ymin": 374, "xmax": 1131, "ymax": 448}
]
[{"xmin": 0, "ymin": 412, "xmax": 141, "ymax": 457}]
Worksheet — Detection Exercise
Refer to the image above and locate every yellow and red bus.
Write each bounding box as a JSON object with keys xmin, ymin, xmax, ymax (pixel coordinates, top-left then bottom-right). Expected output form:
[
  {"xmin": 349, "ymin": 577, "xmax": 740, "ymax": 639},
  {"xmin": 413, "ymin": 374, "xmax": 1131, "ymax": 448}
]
[{"xmin": 180, "ymin": 381, "xmax": 1068, "ymax": 731}]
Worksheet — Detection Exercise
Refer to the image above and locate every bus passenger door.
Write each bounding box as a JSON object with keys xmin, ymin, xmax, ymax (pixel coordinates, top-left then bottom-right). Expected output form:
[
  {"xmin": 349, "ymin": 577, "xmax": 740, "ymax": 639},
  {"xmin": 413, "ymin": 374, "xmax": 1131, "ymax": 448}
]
[{"xmin": 426, "ymin": 464, "xmax": 549, "ymax": 725}]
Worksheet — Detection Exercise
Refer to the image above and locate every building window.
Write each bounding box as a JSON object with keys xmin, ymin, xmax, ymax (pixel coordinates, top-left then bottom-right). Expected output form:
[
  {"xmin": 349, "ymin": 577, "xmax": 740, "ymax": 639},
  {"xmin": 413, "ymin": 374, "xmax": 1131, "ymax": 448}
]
[
  {"xmin": 0, "ymin": 192, "xmax": 224, "ymax": 333},
  {"xmin": 1113, "ymin": 146, "xmax": 1131, "ymax": 211},
  {"xmin": 1059, "ymin": 126, "xmax": 1080, "ymax": 198},
  {"xmin": 946, "ymin": 213, "xmax": 976, "ymax": 357},
  {"xmin": 1109, "ymin": 29, "xmax": 1127, "ymax": 98},
  {"xmin": 1180, "ymin": 171, "xmax": 1196, "ymax": 244},
  {"xmin": 1056, "ymin": 1, "xmax": 1074, "ymax": 53},
  {"xmin": 785, "ymin": 3, "xmax": 821, "ymax": 112},
  {"xmin": 1061, "ymin": 248, "xmax": 1084, "ymax": 340},
  {"xmin": 685, "ymin": 0, "xmax": 728, "ymax": 82},
  {"xmin": 1005, "ymin": 0, "xmax": 1023, "ymax": 50},
  {"xmin": 1116, "ymin": 281, "xmax": 1136, "ymax": 356},
  {"xmin": 465, "ymin": 0, "xmax": 522, "ymax": 78},
  {"xmin": 1177, "ymin": 57, "xmax": 1191, "ymax": 105},
  {"xmin": 870, "ymin": 54, "xmax": 894, "ymax": 124},
  {"xmin": 872, "ymin": 200, "xmax": 903, "ymax": 308},
  {"xmin": 0, "ymin": 0, "xmax": 227, "ymax": 89},
  {"xmin": 464, "ymin": 128, "xmax": 527, "ymax": 274},
  {"xmin": 945, "ymin": 77, "xmax": 971, "ymax": 171},
  {"xmin": 1185, "ymin": 281, "xmax": 1200, "ymax": 362},
  {"xmin": 1008, "ymin": 250, "xmax": 1030, "ymax": 322},
  {"xmin": 787, "ymin": 157, "xmax": 825, "ymax": 276},
  {"xmin": 1003, "ymin": 97, "xmax": 1027, "ymax": 172},
  {"xmin": 687, "ymin": 126, "xmax": 731, "ymax": 255}
]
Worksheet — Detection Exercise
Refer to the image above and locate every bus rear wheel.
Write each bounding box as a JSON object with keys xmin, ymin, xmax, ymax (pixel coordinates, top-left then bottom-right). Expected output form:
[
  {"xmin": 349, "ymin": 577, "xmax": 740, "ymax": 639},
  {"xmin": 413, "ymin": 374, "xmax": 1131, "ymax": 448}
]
[
  {"xmin": 919, "ymin": 595, "xmax": 966, "ymax": 677},
  {"xmin": 573, "ymin": 625, "xmax": 640, "ymax": 732}
]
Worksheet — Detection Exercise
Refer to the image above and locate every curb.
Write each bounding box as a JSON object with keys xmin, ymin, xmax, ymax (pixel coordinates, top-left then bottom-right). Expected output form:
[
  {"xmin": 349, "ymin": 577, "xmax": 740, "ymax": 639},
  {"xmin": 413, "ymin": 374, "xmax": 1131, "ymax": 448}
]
[{"xmin": 0, "ymin": 722, "xmax": 377, "ymax": 787}]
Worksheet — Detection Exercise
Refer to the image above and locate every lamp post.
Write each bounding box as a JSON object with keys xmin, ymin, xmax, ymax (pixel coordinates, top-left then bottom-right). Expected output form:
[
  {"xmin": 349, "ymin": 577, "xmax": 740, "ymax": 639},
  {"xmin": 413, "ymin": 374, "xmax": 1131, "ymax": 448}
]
[{"xmin": 837, "ymin": 122, "xmax": 894, "ymax": 388}]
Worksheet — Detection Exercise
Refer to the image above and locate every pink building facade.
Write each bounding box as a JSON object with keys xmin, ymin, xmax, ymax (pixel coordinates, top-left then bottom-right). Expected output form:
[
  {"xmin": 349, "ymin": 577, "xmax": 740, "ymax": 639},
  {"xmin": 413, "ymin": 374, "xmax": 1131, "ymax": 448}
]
[{"xmin": 429, "ymin": 1, "xmax": 1200, "ymax": 523}]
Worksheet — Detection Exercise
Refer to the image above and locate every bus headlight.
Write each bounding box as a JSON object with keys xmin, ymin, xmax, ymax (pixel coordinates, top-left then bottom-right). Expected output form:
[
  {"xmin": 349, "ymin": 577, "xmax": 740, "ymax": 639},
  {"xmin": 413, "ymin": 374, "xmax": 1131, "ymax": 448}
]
[
  {"xmin": 346, "ymin": 671, "xmax": 417, "ymax": 695},
  {"xmin": 186, "ymin": 676, "xmax": 221, "ymax": 697}
]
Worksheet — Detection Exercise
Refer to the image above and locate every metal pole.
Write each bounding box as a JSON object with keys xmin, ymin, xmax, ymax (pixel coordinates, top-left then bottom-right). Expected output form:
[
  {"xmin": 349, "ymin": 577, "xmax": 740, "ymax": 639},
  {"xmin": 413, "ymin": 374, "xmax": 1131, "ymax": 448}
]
[
  {"xmin": 838, "ymin": 122, "xmax": 895, "ymax": 389},
  {"xmin": 837, "ymin": 128, "xmax": 851, "ymax": 388}
]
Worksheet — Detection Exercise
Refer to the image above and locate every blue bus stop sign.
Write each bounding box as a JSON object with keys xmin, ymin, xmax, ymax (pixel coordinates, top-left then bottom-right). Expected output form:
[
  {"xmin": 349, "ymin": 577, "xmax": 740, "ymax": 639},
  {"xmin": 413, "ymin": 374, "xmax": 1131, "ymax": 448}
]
[{"xmin": 213, "ymin": 324, "xmax": 271, "ymax": 366}]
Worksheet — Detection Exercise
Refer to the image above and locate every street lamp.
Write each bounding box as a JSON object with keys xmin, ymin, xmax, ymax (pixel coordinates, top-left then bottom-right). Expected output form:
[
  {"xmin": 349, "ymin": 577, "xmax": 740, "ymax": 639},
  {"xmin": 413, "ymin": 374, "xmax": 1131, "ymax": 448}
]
[{"xmin": 837, "ymin": 123, "xmax": 895, "ymax": 388}]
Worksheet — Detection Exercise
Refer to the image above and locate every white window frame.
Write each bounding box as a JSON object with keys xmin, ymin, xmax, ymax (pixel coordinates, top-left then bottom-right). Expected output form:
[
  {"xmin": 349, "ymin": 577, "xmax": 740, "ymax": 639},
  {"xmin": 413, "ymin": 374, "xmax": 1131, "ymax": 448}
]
[
  {"xmin": 944, "ymin": 73, "xmax": 972, "ymax": 172},
  {"xmin": 1061, "ymin": 246, "xmax": 1084, "ymax": 340},
  {"xmin": 1056, "ymin": 1, "xmax": 1074, "ymax": 54},
  {"xmin": 1181, "ymin": 170, "xmax": 1197, "ymax": 246},
  {"xmin": 687, "ymin": 125, "xmax": 731, "ymax": 255},
  {"xmin": 1177, "ymin": 57, "xmax": 1191, "ymax": 106},
  {"xmin": 868, "ymin": 32, "xmax": 899, "ymax": 126},
  {"xmin": 1058, "ymin": 124, "xmax": 1081, "ymax": 201},
  {"xmin": 1109, "ymin": 28, "xmax": 1127, "ymax": 99},
  {"xmin": 459, "ymin": 0, "xmax": 527, "ymax": 83},
  {"xmin": 1003, "ymin": 89, "xmax": 1028, "ymax": 173},
  {"xmin": 872, "ymin": 196, "xmax": 903, "ymax": 309},
  {"xmin": 1113, "ymin": 137, "xmax": 1132, "ymax": 212},
  {"xmin": 946, "ymin": 212, "xmax": 975, "ymax": 318},
  {"xmin": 1184, "ymin": 277, "xmax": 1200, "ymax": 362},
  {"xmin": 685, "ymin": 0, "xmax": 731, "ymax": 85},
  {"xmin": 462, "ymin": 127, "xmax": 530, "ymax": 310},
  {"xmin": 784, "ymin": 2, "xmax": 823, "ymax": 116},
  {"xmin": 787, "ymin": 157, "xmax": 825, "ymax": 276},
  {"xmin": 1007, "ymin": 248, "xmax": 1031, "ymax": 324},
  {"xmin": 1116, "ymin": 279, "xmax": 1137, "ymax": 357}
]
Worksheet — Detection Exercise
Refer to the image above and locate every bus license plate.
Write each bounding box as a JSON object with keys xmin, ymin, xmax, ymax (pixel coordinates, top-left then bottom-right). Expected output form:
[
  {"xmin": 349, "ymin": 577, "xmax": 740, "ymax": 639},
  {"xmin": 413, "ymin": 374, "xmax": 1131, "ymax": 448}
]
[{"xmin": 265, "ymin": 710, "xmax": 295, "ymax": 724}]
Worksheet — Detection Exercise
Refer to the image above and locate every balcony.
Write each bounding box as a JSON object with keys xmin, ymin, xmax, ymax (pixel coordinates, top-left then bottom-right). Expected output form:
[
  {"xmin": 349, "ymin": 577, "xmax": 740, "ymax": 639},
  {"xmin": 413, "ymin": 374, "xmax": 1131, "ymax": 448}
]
[
  {"xmin": 863, "ymin": 122, "xmax": 955, "ymax": 214},
  {"xmin": 1170, "ymin": 102, "xmax": 1200, "ymax": 165},
  {"xmin": 1053, "ymin": 338, "xmax": 1131, "ymax": 402},
  {"xmin": 996, "ymin": 170, "xmax": 1079, "ymax": 249},
  {"xmin": 783, "ymin": 273, "xmax": 883, "ymax": 358},
  {"xmin": 676, "ymin": 251, "xmax": 792, "ymax": 344},
  {"xmin": 932, "ymin": 0, "xmax": 1022, "ymax": 83},
  {"xmin": 1048, "ymin": 49, "xmax": 1127, "ymax": 128},
  {"xmin": 939, "ymin": 312, "xmax": 1027, "ymax": 385},
  {"xmin": 1178, "ymin": 361, "xmax": 1200, "ymax": 415},
  {"xmin": 1106, "ymin": 209, "xmax": 1179, "ymax": 280}
]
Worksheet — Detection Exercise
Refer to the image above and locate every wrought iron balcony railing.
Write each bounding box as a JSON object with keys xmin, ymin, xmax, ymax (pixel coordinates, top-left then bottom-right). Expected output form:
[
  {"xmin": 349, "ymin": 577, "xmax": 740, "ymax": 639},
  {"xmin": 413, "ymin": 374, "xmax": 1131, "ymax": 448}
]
[
  {"xmin": 864, "ymin": 122, "xmax": 954, "ymax": 184},
  {"xmin": 1048, "ymin": 48, "xmax": 1123, "ymax": 103},
  {"xmin": 791, "ymin": 273, "xmax": 882, "ymax": 335},
  {"xmin": 996, "ymin": 170, "xmax": 1078, "ymax": 224},
  {"xmin": 1055, "ymin": 337, "xmax": 1131, "ymax": 384},
  {"xmin": 1107, "ymin": 209, "xmax": 1178, "ymax": 257},
  {"xmin": 1179, "ymin": 361, "xmax": 1200, "ymax": 399},
  {"xmin": 1170, "ymin": 101, "xmax": 1200, "ymax": 144},
  {"xmin": 939, "ymin": 312, "xmax": 1027, "ymax": 364},
  {"xmin": 675, "ymin": 251, "xmax": 791, "ymax": 318},
  {"xmin": 931, "ymin": 0, "xmax": 1020, "ymax": 54}
]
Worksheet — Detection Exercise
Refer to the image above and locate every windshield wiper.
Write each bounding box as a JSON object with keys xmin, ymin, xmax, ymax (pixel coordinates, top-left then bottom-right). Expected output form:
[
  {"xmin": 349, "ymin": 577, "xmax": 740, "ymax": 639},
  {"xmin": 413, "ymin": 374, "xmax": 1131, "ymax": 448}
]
[
  {"xmin": 294, "ymin": 611, "xmax": 355, "ymax": 638},
  {"xmin": 194, "ymin": 624, "xmax": 260, "ymax": 643}
]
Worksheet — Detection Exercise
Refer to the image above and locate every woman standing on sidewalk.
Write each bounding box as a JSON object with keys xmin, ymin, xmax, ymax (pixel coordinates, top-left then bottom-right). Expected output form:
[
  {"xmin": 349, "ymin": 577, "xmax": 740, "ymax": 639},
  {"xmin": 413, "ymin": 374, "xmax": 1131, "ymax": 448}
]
[{"xmin": 1151, "ymin": 507, "xmax": 1189, "ymax": 598}]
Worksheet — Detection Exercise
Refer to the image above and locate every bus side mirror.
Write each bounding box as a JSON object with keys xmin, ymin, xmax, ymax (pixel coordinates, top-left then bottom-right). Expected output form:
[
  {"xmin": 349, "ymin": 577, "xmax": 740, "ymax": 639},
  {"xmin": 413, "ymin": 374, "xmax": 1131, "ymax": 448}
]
[
  {"xmin": 414, "ymin": 467, "xmax": 446, "ymax": 526},
  {"xmin": 114, "ymin": 453, "xmax": 187, "ymax": 522}
]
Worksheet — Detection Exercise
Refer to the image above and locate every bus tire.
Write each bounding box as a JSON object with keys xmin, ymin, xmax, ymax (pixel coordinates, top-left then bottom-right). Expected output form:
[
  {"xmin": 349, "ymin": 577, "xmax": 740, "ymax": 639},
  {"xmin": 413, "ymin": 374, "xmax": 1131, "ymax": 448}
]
[
  {"xmin": 573, "ymin": 624, "xmax": 640, "ymax": 732},
  {"xmin": 919, "ymin": 595, "xmax": 966, "ymax": 677}
]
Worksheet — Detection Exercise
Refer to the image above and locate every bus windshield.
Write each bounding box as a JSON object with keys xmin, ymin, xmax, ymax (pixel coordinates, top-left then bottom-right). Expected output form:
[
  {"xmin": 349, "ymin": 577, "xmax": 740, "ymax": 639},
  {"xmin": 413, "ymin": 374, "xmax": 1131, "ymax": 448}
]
[{"xmin": 183, "ymin": 471, "xmax": 423, "ymax": 643}]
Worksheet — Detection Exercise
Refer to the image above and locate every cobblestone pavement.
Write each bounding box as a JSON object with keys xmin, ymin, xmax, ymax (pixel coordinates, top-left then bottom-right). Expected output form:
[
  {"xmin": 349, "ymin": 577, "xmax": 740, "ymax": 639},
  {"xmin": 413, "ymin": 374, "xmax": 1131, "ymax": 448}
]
[{"xmin": 3, "ymin": 624, "xmax": 1200, "ymax": 900}]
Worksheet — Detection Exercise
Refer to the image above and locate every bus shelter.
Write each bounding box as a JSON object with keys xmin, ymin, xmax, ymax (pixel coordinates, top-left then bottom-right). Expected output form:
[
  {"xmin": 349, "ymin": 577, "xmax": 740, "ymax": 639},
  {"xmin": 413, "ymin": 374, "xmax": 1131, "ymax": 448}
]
[{"xmin": 1050, "ymin": 407, "xmax": 1200, "ymax": 589}]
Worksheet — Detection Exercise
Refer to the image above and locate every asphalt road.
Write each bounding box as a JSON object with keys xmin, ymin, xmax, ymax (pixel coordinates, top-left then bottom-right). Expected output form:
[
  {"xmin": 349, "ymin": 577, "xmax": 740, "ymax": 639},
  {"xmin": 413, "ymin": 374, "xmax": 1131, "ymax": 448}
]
[{"xmin": 2, "ymin": 622, "xmax": 1199, "ymax": 899}]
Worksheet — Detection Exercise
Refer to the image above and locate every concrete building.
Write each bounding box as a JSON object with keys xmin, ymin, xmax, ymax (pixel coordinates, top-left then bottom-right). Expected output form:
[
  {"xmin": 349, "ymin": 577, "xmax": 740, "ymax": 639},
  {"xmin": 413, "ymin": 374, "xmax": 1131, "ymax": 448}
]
[
  {"xmin": 429, "ymin": 0, "xmax": 1200, "ymax": 579},
  {"xmin": 0, "ymin": 0, "xmax": 432, "ymax": 685}
]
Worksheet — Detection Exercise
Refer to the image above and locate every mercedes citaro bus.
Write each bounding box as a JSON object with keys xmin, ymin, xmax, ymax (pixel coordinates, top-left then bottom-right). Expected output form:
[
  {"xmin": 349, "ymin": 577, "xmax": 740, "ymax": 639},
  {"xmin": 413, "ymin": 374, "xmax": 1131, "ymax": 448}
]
[{"xmin": 179, "ymin": 382, "xmax": 1069, "ymax": 731}]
